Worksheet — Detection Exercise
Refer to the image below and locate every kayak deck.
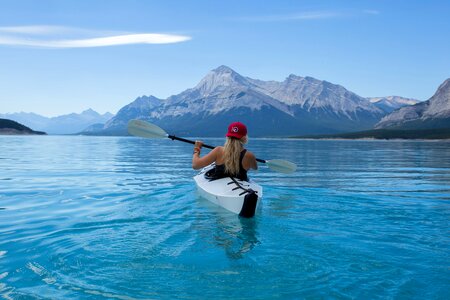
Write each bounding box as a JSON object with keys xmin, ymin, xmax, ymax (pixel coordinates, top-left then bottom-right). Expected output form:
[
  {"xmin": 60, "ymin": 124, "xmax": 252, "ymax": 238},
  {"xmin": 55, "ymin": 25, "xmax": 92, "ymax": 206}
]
[{"xmin": 193, "ymin": 164, "xmax": 263, "ymax": 215}]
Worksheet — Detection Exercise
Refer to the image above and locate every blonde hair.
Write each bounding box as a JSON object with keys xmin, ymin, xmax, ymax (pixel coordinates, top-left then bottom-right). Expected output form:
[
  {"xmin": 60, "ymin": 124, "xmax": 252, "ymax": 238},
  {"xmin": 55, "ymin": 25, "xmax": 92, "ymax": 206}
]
[{"xmin": 223, "ymin": 136, "xmax": 247, "ymax": 175}]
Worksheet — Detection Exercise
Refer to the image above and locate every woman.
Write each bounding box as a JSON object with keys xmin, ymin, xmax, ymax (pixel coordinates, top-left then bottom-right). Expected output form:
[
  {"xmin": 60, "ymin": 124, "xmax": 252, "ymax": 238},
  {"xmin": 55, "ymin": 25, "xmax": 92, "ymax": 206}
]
[{"xmin": 192, "ymin": 122, "xmax": 257, "ymax": 181}]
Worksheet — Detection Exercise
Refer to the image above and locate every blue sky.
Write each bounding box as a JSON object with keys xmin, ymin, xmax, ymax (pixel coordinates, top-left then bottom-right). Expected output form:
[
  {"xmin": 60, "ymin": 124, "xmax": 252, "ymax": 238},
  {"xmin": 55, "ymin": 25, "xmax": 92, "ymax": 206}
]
[{"xmin": 0, "ymin": 0, "xmax": 449, "ymax": 116}]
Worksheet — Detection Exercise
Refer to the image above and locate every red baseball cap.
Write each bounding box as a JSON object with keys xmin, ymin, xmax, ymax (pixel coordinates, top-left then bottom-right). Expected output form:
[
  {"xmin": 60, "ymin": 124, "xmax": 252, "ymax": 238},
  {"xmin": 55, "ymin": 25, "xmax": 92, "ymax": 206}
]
[{"xmin": 226, "ymin": 122, "xmax": 247, "ymax": 139}]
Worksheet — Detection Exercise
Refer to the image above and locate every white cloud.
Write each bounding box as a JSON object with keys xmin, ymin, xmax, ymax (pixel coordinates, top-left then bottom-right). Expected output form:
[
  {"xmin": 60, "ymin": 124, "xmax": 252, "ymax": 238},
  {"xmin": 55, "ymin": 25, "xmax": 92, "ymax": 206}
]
[
  {"xmin": 363, "ymin": 10, "xmax": 380, "ymax": 15},
  {"xmin": 0, "ymin": 25, "xmax": 71, "ymax": 34},
  {"xmin": 0, "ymin": 26, "xmax": 191, "ymax": 48},
  {"xmin": 235, "ymin": 11, "xmax": 341, "ymax": 22},
  {"xmin": 235, "ymin": 10, "xmax": 380, "ymax": 22}
]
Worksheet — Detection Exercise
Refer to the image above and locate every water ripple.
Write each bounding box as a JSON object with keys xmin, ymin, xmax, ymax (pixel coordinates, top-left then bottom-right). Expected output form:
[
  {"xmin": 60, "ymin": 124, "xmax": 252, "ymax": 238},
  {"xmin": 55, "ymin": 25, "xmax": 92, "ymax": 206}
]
[{"xmin": 0, "ymin": 136, "xmax": 449, "ymax": 299}]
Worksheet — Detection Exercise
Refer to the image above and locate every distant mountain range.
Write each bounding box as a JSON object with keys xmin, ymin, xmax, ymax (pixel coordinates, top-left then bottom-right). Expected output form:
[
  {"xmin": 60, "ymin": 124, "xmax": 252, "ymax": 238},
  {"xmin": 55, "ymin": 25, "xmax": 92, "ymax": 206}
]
[
  {"xmin": 368, "ymin": 96, "xmax": 419, "ymax": 114},
  {"xmin": 293, "ymin": 78, "xmax": 450, "ymax": 139},
  {"xmin": 0, "ymin": 109, "xmax": 113, "ymax": 134},
  {"xmin": 375, "ymin": 78, "xmax": 450, "ymax": 130},
  {"xmin": 0, "ymin": 118, "xmax": 46, "ymax": 135},
  {"xmin": 4, "ymin": 66, "xmax": 444, "ymax": 138},
  {"xmin": 90, "ymin": 66, "xmax": 418, "ymax": 137}
]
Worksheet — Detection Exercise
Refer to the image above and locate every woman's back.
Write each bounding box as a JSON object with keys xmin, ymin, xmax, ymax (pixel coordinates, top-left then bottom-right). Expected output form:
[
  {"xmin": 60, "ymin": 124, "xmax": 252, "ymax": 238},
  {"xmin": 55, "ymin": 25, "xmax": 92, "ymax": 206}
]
[
  {"xmin": 211, "ymin": 148, "xmax": 249, "ymax": 181},
  {"xmin": 192, "ymin": 121, "xmax": 258, "ymax": 180},
  {"xmin": 213, "ymin": 146, "xmax": 256, "ymax": 170}
]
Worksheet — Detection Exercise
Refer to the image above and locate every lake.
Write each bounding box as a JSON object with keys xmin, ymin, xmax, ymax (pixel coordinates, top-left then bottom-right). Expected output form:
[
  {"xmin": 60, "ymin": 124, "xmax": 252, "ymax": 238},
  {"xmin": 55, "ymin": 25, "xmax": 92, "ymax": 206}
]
[{"xmin": 0, "ymin": 136, "xmax": 449, "ymax": 299}]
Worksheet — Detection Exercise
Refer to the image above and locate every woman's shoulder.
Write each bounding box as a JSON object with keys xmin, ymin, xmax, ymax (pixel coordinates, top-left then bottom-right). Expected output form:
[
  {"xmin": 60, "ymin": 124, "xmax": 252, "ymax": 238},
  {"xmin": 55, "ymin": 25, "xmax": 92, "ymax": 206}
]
[
  {"xmin": 212, "ymin": 146, "xmax": 224, "ymax": 157},
  {"xmin": 242, "ymin": 149, "xmax": 257, "ymax": 170},
  {"xmin": 244, "ymin": 149, "xmax": 256, "ymax": 159}
]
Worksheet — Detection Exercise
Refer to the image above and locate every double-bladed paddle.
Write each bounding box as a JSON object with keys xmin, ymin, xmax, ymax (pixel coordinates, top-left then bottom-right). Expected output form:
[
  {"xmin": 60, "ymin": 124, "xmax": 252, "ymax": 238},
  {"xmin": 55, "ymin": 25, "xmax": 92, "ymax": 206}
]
[{"xmin": 127, "ymin": 119, "xmax": 297, "ymax": 174}]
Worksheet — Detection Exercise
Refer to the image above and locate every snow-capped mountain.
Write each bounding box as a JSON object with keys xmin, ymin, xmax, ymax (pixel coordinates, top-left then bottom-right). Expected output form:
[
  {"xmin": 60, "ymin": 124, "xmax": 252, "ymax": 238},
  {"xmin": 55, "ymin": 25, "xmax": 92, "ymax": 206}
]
[
  {"xmin": 249, "ymin": 74, "xmax": 383, "ymax": 118},
  {"xmin": 0, "ymin": 109, "xmax": 114, "ymax": 134},
  {"xmin": 97, "ymin": 66, "xmax": 415, "ymax": 136},
  {"xmin": 368, "ymin": 96, "xmax": 420, "ymax": 113},
  {"xmin": 149, "ymin": 66, "xmax": 292, "ymax": 118},
  {"xmin": 375, "ymin": 78, "xmax": 450, "ymax": 129}
]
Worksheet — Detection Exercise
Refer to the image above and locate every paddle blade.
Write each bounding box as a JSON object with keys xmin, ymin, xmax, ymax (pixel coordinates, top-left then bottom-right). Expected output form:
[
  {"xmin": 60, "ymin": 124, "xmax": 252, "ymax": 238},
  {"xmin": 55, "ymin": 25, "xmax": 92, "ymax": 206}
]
[
  {"xmin": 127, "ymin": 119, "xmax": 168, "ymax": 139},
  {"xmin": 266, "ymin": 159, "xmax": 297, "ymax": 174}
]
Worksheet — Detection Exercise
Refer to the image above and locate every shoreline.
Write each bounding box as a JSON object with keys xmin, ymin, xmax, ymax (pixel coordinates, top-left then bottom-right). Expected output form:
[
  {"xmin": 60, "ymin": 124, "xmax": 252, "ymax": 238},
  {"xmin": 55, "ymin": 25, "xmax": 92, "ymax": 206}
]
[{"xmin": 1, "ymin": 134, "xmax": 450, "ymax": 142}]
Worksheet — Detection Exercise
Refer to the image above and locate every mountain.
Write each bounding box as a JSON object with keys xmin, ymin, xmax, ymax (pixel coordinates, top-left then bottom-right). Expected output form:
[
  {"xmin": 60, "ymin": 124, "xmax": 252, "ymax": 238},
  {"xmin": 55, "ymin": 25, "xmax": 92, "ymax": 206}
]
[
  {"xmin": 375, "ymin": 79, "xmax": 450, "ymax": 129},
  {"xmin": 0, "ymin": 112, "xmax": 49, "ymax": 130},
  {"xmin": 368, "ymin": 96, "xmax": 420, "ymax": 113},
  {"xmin": 0, "ymin": 118, "xmax": 46, "ymax": 135},
  {"xmin": 296, "ymin": 128, "xmax": 450, "ymax": 140},
  {"xmin": 95, "ymin": 66, "xmax": 389, "ymax": 137},
  {"xmin": 98, "ymin": 96, "xmax": 162, "ymax": 135},
  {"xmin": 0, "ymin": 109, "xmax": 114, "ymax": 134},
  {"xmin": 46, "ymin": 109, "xmax": 114, "ymax": 134},
  {"xmin": 80, "ymin": 123, "xmax": 106, "ymax": 133}
]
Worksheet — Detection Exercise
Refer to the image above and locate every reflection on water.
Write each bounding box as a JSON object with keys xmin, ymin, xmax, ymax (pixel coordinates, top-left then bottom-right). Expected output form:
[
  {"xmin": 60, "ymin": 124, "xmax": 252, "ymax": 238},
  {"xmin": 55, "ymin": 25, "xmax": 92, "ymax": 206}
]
[
  {"xmin": 194, "ymin": 192, "xmax": 260, "ymax": 259},
  {"xmin": 212, "ymin": 214, "xmax": 260, "ymax": 260}
]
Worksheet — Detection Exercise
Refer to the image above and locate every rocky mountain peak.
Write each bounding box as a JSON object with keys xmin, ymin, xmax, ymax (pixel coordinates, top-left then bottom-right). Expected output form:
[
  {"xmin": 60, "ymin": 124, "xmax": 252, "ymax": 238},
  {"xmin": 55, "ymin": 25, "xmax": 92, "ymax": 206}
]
[
  {"xmin": 434, "ymin": 78, "xmax": 449, "ymax": 98},
  {"xmin": 81, "ymin": 108, "xmax": 99, "ymax": 116},
  {"xmin": 424, "ymin": 78, "xmax": 450, "ymax": 117},
  {"xmin": 368, "ymin": 96, "xmax": 420, "ymax": 113},
  {"xmin": 79, "ymin": 109, "xmax": 113, "ymax": 119},
  {"xmin": 438, "ymin": 78, "xmax": 450, "ymax": 90},
  {"xmin": 284, "ymin": 74, "xmax": 320, "ymax": 85},
  {"xmin": 194, "ymin": 65, "xmax": 249, "ymax": 96},
  {"xmin": 375, "ymin": 78, "xmax": 450, "ymax": 129},
  {"xmin": 128, "ymin": 95, "xmax": 161, "ymax": 108},
  {"xmin": 211, "ymin": 65, "xmax": 237, "ymax": 75},
  {"xmin": 286, "ymin": 74, "xmax": 303, "ymax": 81}
]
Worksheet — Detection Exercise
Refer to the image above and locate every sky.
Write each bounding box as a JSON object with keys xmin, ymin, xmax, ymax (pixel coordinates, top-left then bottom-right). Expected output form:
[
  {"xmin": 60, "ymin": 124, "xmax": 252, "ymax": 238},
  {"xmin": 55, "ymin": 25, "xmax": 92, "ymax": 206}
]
[{"xmin": 0, "ymin": 0, "xmax": 449, "ymax": 117}]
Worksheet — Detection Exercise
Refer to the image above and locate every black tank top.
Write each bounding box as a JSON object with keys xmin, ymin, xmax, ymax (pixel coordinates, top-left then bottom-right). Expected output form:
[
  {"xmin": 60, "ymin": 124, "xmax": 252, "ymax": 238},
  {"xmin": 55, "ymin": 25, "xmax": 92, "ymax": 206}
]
[{"xmin": 206, "ymin": 149, "xmax": 249, "ymax": 181}]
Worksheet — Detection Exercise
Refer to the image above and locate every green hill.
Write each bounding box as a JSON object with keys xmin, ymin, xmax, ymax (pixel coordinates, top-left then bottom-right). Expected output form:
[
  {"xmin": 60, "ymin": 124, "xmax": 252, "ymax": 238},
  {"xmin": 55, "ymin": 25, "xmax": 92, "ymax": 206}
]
[{"xmin": 0, "ymin": 118, "xmax": 46, "ymax": 135}]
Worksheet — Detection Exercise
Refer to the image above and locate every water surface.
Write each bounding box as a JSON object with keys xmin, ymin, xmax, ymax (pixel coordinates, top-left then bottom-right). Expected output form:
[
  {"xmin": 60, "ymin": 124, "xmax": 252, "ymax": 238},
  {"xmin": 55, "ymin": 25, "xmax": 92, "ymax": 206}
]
[{"xmin": 0, "ymin": 136, "xmax": 449, "ymax": 299}]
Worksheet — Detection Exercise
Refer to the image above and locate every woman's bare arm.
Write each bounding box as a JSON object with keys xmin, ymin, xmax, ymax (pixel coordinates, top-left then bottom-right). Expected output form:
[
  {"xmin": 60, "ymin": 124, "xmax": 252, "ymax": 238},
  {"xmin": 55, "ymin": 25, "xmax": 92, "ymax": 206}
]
[
  {"xmin": 243, "ymin": 151, "xmax": 258, "ymax": 170},
  {"xmin": 192, "ymin": 145, "xmax": 219, "ymax": 170}
]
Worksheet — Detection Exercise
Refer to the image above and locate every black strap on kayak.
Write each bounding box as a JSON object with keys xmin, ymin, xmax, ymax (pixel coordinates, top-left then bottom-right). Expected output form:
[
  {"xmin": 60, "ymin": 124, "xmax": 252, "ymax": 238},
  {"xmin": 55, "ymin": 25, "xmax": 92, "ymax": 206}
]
[{"xmin": 229, "ymin": 177, "xmax": 259, "ymax": 218}]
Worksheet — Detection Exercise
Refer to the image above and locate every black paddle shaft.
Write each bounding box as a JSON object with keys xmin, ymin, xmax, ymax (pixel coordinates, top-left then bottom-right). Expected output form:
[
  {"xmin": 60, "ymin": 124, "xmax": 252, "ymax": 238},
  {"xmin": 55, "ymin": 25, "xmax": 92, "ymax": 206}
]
[{"xmin": 167, "ymin": 134, "xmax": 266, "ymax": 163}]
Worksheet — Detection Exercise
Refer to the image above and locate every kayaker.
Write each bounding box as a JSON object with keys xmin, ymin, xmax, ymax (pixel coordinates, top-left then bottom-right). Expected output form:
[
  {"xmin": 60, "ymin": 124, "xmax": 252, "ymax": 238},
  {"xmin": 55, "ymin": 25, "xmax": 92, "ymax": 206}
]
[{"xmin": 192, "ymin": 122, "xmax": 258, "ymax": 181}]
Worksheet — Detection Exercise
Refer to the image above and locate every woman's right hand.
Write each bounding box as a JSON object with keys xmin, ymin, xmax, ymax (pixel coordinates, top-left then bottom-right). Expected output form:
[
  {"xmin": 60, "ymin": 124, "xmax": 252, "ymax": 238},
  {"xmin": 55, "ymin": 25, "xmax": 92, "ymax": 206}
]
[
  {"xmin": 193, "ymin": 140, "xmax": 203, "ymax": 155},
  {"xmin": 194, "ymin": 140, "xmax": 203, "ymax": 148}
]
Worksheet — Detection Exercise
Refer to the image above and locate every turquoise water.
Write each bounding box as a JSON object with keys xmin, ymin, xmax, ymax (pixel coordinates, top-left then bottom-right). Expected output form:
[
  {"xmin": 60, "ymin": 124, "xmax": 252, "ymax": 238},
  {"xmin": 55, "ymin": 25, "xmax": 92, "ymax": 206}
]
[{"xmin": 1, "ymin": 136, "xmax": 449, "ymax": 299}]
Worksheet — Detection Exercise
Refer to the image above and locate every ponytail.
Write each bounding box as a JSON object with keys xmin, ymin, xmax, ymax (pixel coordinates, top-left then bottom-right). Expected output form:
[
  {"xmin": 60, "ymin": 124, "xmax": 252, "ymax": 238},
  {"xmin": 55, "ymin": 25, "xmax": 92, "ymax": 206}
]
[{"xmin": 223, "ymin": 136, "xmax": 247, "ymax": 175}]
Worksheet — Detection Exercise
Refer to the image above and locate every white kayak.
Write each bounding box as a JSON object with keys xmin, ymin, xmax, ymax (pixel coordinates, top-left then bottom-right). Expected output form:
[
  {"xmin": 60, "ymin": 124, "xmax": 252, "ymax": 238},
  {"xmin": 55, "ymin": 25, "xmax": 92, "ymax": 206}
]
[{"xmin": 193, "ymin": 164, "xmax": 263, "ymax": 217}]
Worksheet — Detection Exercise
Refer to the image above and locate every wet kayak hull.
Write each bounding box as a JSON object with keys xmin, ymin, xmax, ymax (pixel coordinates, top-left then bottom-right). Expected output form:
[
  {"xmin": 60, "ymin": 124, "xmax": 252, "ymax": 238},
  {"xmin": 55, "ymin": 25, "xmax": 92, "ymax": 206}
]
[{"xmin": 193, "ymin": 165, "xmax": 263, "ymax": 215}]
